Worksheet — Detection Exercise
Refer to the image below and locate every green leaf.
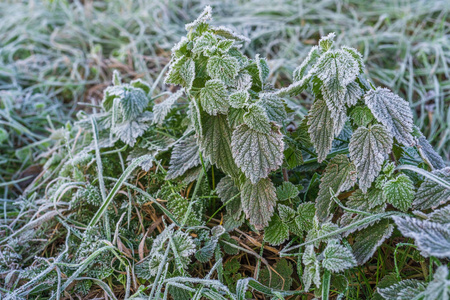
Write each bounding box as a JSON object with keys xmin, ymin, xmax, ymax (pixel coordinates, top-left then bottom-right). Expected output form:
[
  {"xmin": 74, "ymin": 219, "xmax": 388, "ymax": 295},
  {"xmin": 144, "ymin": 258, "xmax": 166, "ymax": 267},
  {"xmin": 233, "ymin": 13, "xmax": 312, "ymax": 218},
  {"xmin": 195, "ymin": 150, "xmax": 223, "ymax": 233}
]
[
  {"xmin": 259, "ymin": 259, "xmax": 293, "ymax": 290},
  {"xmin": 199, "ymin": 79, "xmax": 229, "ymax": 115},
  {"xmin": 349, "ymin": 125, "xmax": 393, "ymax": 193},
  {"xmin": 377, "ymin": 279, "xmax": 427, "ymax": 300},
  {"xmin": 302, "ymin": 245, "xmax": 321, "ymax": 292},
  {"xmin": 258, "ymin": 93, "xmax": 287, "ymax": 125},
  {"xmin": 153, "ymin": 89, "xmax": 184, "ymax": 125},
  {"xmin": 229, "ymin": 90, "xmax": 249, "ymax": 108},
  {"xmin": 111, "ymin": 112, "xmax": 152, "ymax": 146},
  {"xmin": 264, "ymin": 214, "xmax": 289, "ymax": 246},
  {"xmin": 293, "ymin": 46, "xmax": 320, "ymax": 81},
  {"xmin": 255, "ymin": 54, "xmax": 270, "ymax": 84},
  {"xmin": 241, "ymin": 178, "xmax": 277, "ymax": 229},
  {"xmin": 231, "ymin": 124, "xmax": 284, "ymax": 184},
  {"xmin": 243, "ymin": 104, "xmax": 270, "ymax": 134},
  {"xmin": 207, "ymin": 55, "xmax": 240, "ymax": 85},
  {"xmin": 307, "ymin": 99, "xmax": 335, "ymax": 162},
  {"xmin": 428, "ymin": 205, "xmax": 450, "ymax": 224},
  {"xmin": 316, "ymin": 154, "xmax": 357, "ymax": 220},
  {"xmin": 195, "ymin": 238, "xmax": 218, "ymax": 263},
  {"xmin": 344, "ymin": 81, "xmax": 363, "ymax": 107},
  {"xmin": 364, "ymin": 87, "xmax": 414, "ymax": 146},
  {"xmin": 165, "ymin": 56, "xmax": 195, "ymax": 90},
  {"xmin": 166, "ymin": 135, "xmax": 201, "ymax": 180},
  {"xmin": 322, "ymin": 240, "xmax": 356, "ymax": 272},
  {"xmin": 382, "ymin": 174, "xmax": 415, "ymax": 211},
  {"xmin": 413, "ymin": 167, "xmax": 450, "ymax": 210},
  {"xmin": 352, "ymin": 219, "xmax": 394, "ymax": 265},
  {"xmin": 199, "ymin": 113, "xmax": 239, "ymax": 177},
  {"xmin": 216, "ymin": 176, "xmax": 242, "ymax": 220},
  {"xmin": 276, "ymin": 182, "xmax": 299, "ymax": 201},
  {"xmin": 192, "ymin": 32, "xmax": 217, "ymax": 54},
  {"xmin": 228, "ymin": 107, "xmax": 246, "ymax": 128},
  {"xmin": 393, "ymin": 216, "xmax": 450, "ymax": 258},
  {"xmin": 322, "ymin": 77, "xmax": 347, "ymax": 133},
  {"xmin": 417, "ymin": 135, "xmax": 446, "ymax": 170},
  {"xmin": 295, "ymin": 203, "xmax": 316, "ymax": 232},
  {"xmin": 318, "ymin": 32, "xmax": 335, "ymax": 51}
]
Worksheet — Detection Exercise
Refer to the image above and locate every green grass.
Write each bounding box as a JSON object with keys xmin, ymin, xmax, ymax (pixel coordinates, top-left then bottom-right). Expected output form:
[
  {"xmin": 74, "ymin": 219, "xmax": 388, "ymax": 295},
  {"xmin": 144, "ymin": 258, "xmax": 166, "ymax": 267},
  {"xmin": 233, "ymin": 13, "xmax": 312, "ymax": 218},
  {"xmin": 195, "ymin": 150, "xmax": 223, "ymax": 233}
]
[{"xmin": 0, "ymin": 0, "xmax": 449, "ymax": 299}]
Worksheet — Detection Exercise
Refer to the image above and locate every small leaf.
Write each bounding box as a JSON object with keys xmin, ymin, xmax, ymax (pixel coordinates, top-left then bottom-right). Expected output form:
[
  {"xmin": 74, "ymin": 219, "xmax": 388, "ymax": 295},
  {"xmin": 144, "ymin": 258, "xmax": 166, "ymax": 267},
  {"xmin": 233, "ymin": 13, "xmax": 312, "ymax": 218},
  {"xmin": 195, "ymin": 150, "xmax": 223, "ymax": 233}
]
[
  {"xmin": 349, "ymin": 125, "xmax": 393, "ymax": 193},
  {"xmin": 255, "ymin": 54, "xmax": 270, "ymax": 84},
  {"xmin": 349, "ymin": 106, "xmax": 375, "ymax": 127},
  {"xmin": 295, "ymin": 203, "xmax": 316, "ymax": 232},
  {"xmin": 258, "ymin": 93, "xmax": 287, "ymax": 125},
  {"xmin": 195, "ymin": 238, "xmax": 218, "ymax": 263},
  {"xmin": 229, "ymin": 90, "xmax": 249, "ymax": 108},
  {"xmin": 315, "ymin": 49, "xmax": 360, "ymax": 87},
  {"xmin": 352, "ymin": 219, "xmax": 394, "ymax": 265},
  {"xmin": 364, "ymin": 87, "xmax": 414, "ymax": 146},
  {"xmin": 383, "ymin": 174, "xmax": 415, "ymax": 211},
  {"xmin": 318, "ymin": 32, "xmax": 336, "ymax": 51},
  {"xmin": 207, "ymin": 55, "xmax": 240, "ymax": 85},
  {"xmin": 416, "ymin": 135, "xmax": 446, "ymax": 170},
  {"xmin": 216, "ymin": 176, "xmax": 242, "ymax": 220},
  {"xmin": 111, "ymin": 112, "xmax": 152, "ymax": 146},
  {"xmin": 199, "ymin": 79, "xmax": 229, "ymax": 116},
  {"xmin": 293, "ymin": 46, "xmax": 320, "ymax": 81},
  {"xmin": 344, "ymin": 81, "xmax": 363, "ymax": 107},
  {"xmin": 264, "ymin": 214, "xmax": 289, "ymax": 246},
  {"xmin": 302, "ymin": 245, "xmax": 321, "ymax": 292},
  {"xmin": 166, "ymin": 135, "xmax": 201, "ymax": 180},
  {"xmin": 153, "ymin": 89, "xmax": 184, "ymax": 125},
  {"xmin": 316, "ymin": 154, "xmax": 357, "ymax": 220},
  {"xmin": 307, "ymin": 99, "xmax": 335, "ymax": 162},
  {"xmin": 241, "ymin": 178, "xmax": 277, "ymax": 229},
  {"xmin": 165, "ymin": 56, "xmax": 195, "ymax": 90},
  {"xmin": 322, "ymin": 240, "xmax": 356, "ymax": 272},
  {"xmin": 192, "ymin": 32, "xmax": 217, "ymax": 54},
  {"xmin": 377, "ymin": 279, "xmax": 427, "ymax": 300},
  {"xmin": 199, "ymin": 114, "xmax": 239, "ymax": 177},
  {"xmin": 231, "ymin": 124, "xmax": 284, "ymax": 184},
  {"xmin": 243, "ymin": 104, "xmax": 270, "ymax": 134},
  {"xmin": 413, "ymin": 167, "xmax": 450, "ymax": 210},
  {"xmin": 393, "ymin": 216, "xmax": 450, "ymax": 258},
  {"xmin": 276, "ymin": 182, "xmax": 299, "ymax": 201}
]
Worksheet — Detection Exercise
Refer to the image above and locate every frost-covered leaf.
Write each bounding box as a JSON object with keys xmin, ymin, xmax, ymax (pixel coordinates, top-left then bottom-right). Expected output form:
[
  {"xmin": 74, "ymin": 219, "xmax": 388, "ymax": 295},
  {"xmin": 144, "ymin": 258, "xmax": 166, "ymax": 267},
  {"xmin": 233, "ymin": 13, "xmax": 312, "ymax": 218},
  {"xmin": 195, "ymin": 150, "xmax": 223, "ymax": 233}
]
[
  {"xmin": 119, "ymin": 87, "xmax": 149, "ymax": 120},
  {"xmin": 352, "ymin": 219, "xmax": 394, "ymax": 265},
  {"xmin": 278, "ymin": 204, "xmax": 301, "ymax": 235},
  {"xmin": 307, "ymin": 99, "xmax": 334, "ymax": 162},
  {"xmin": 192, "ymin": 32, "xmax": 217, "ymax": 54},
  {"xmin": 316, "ymin": 154, "xmax": 357, "ymax": 220},
  {"xmin": 322, "ymin": 77, "xmax": 347, "ymax": 132},
  {"xmin": 349, "ymin": 125, "xmax": 393, "ymax": 193},
  {"xmin": 229, "ymin": 90, "xmax": 249, "ymax": 109},
  {"xmin": 241, "ymin": 178, "xmax": 277, "ymax": 229},
  {"xmin": 413, "ymin": 167, "xmax": 450, "ymax": 210},
  {"xmin": 127, "ymin": 148, "xmax": 155, "ymax": 172},
  {"xmin": 318, "ymin": 32, "xmax": 336, "ymax": 51},
  {"xmin": 216, "ymin": 176, "xmax": 242, "ymax": 220},
  {"xmin": 199, "ymin": 114, "xmax": 239, "ymax": 177},
  {"xmin": 166, "ymin": 135, "xmax": 201, "ymax": 180},
  {"xmin": 165, "ymin": 56, "xmax": 195, "ymax": 90},
  {"xmin": 243, "ymin": 104, "xmax": 270, "ymax": 134},
  {"xmin": 302, "ymin": 245, "xmax": 321, "ymax": 292},
  {"xmin": 255, "ymin": 54, "xmax": 270, "ymax": 84},
  {"xmin": 258, "ymin": 93, "xmax": 287, "ymax": 125},
  {"xmin": 259, "ymin": 259, "xmax": 293, "ymax": 290},
  {"xmin": 207, "ymin": 55, "xmax": 240, "ymax": 85},
  {"xmin": 422, "ymin": 266, "xmax": 450, "ymax": 300},
  {"xmin": 293, "ymin": 46, "xmax": 320, "ymax": 81},
  {"xmin": 315, "ymin": 49, "xmax": 360, "ymax": 88},
  {"xmin": 364, "ymin": 87, "xmax": 414, "ymax": 146},
  {"xmin": 211, "ymin": 26, "xmax": 250, "ymax": 43},
  {"xmin": 185, "ymin": 5, "xmax": 212, "ymax": 31},
  {"xmin": 199, "ymin": 79, "xmax": 229, "ymax": 115},
  {"xmin": 227, "ymin": 107, "xmax": 245, "ymax": 129},
  {"xmin": 276, "ymin": 181, "xmax": 299, "ymax": 201},
  {"xmin": 306, "ymin": 217, "xmax": 340, "ymax": 247},
  {"xmin": 264, "ymin": 214, "xmax": 289, "ymax": 246},
  {"xmin": 344, "ymin": 81, "xmax": 363, "ymax": 107},
  {"xmin": 350, "ymin": 106, "xmax": 375, "ymax": 127},
  {"xmin": 342, "ymin": 47, "xmax": 365, "ymax": 73},
  {"xmin": 416, "ymin": 135, "xmax": 446, "ymax": 170},
  {"xmin": 295, "ymin": 203, "xmax": 316, "ymax": 232},
  {"xmin": 377, "ymin": 279, "xmax": 427, "ymax": 300},
  {"xmin": 112, "ymin": 112, "xmax": 153, "ymax": 146},
  {"xmin": 231, "ymin": 124, "xmax": 284, "ymax": 184},
  {"xmin": 428, "ymin": 205, "xmax": 450, "ymax": 225},
  {"xmin": 382, "ymin": 174, "xmax": 415, "ymax": 211},
  {"xmin": 322, "ymin": 240, "xmax": 356, "ymax": 272},
  {"xmin": 153, "ymin": 89, "xmax": 184, "ymax": 125},
  {"xmin": 234, "ymin": 71, "xmax": 252, "ymax": 90},
  {"xmin": 195, "ymin": 238, "xmax": 218, "ymax": 263},
  {"xmin": 393, "ymin": 216, "xmax": 450, "ymax": 258}
]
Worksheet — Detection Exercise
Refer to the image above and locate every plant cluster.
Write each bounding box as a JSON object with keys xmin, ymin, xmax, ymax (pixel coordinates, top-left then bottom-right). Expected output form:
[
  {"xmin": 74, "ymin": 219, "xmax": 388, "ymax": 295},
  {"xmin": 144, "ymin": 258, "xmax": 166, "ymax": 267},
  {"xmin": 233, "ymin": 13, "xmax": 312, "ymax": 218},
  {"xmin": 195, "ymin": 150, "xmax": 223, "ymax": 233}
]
[{"xmin": 1, "ymin": 6, "xmax": 449, "ymax": 300}]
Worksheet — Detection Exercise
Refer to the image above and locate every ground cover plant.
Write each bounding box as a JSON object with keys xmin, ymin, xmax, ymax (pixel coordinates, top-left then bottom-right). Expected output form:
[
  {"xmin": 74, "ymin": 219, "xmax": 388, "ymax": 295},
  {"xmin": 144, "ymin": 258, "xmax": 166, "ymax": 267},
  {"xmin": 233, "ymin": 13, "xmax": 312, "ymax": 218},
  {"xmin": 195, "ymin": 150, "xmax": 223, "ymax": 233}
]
[{"xmin": 0, "ymin": 2, "xmax": 449, "ymax": 300}]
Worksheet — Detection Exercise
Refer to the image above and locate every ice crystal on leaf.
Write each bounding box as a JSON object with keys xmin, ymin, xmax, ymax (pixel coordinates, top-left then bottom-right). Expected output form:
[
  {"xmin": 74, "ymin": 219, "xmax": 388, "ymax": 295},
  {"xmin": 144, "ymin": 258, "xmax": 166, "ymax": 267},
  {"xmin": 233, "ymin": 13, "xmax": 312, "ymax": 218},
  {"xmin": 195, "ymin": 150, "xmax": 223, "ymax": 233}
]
[
  {"xmin": 307, "ymin": 99, "xmax": 335, "ymax": 162},
  {"xmin": 413, "ymin": 167, "xmax": 450, "ymax": 210},
  {"xmin": 199, "ymin": 79, "xmax": 229, "ymax": 115},
  {"xmin": 241, "ymin": 178, "xmax": 277, "ymax": 229}
]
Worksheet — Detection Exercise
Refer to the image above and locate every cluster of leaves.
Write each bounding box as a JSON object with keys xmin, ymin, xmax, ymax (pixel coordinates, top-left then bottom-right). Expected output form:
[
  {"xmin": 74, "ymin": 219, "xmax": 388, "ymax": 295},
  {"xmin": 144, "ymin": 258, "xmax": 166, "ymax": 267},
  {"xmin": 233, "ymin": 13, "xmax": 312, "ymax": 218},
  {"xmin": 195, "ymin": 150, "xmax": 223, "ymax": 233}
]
[{"xmin": 1, "ymin": 6, "xmax": 449, "ymax": 300}]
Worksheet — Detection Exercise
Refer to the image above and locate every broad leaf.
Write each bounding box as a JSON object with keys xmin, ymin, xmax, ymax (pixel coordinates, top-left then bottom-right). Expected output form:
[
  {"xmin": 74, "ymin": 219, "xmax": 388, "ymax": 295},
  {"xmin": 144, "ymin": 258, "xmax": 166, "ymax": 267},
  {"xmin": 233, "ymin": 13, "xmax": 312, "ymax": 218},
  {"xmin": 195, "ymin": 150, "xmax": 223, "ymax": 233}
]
[
  {"xmin": 344, "ymin": 81, "xmax": 363, "ymax": 107},
  {"xmin": 293, "ymin": 46, "xmax": 320, "ymax": 81},
  {"xmin": 422, "ymin": 266, "xmax": 450, "ymax": 300},
  {"xmin": 258, "ymin": 93, "xmax": 287, "ymax": 125},
  {"xmin": 352, "ymin": 219, "xmax": 394, "ymax": 265},
  {"xmin": 231, "ymin": 124, "xmax": 284, "ymax": 184},
  {"xmin": 166, "ymin": 135, "xmax": 201, "ymax": 180},
  {"xmin": 413, "ymin": 167, "xmax": 450, "ymax": 210},
  {"xmin": 199, "ymin": 114, "xmax": 239, "ymax": 177},
  {"xmin": 229, "ymin": 90, "xmax": 249, "ymax": 108},
  {"xmin": 428, "ymin": 205, "xmax": 450, "ymax": 224},
  {"xmin": 393, "ymin": 216, "xmax": 450, "ymax": 258},
  {"xmin": 264, "ymin": 214, "xmax": 289, "ymax": 246},
  {"xmin": 295, "ymin": 203, "xmax": 316, "ymax": 232},
  {"xmin": 241, "ymin": 178, "xmax": 277, "ymax": 229},
  {"xmin": 349, "ymin": 125, "xmax": 393, "ymax": 193},
  {"xmin": 165, "ymin": 56, "xmax": 195, "ymax": 90},
  {"xmin": 206, "ymin": 55, "xmax": 240, "ymax": 85},
  {"xmin": 316, "ymin": 154, "xmax": 357, "ymax": 220},
  {"xmin": 199, "ymin": 79, "xmax": 229, "ymax": 115},
  {"xmin": 322, "ymin": 240, "xmax": 356, "ymax": 272},
  {"xmin": 276, "ymin": 182, "xmax": 299, "ymax": 201},
  {"xmin": 111, "ymin": 112, "xmax": 152, "ymax": 146},
  {"xmin": 382, "ymin": 174, "xmax": 415, "ymax": 211},
  {"xmin": 216, "ymin": 176, "xmax": 242, "ymax": 220},
  {"xmin": 417, "ymin": 135, "xmax": 446, "ymax": 170},
  {"xmin": 378, "ymin": 280, "xmax": 427, "ymax": 300},
  {"xmin": 349, "ymin": 106, "xmax": 375, "ymax": 127},
  {"xmin": 243, "ymin": 104, "xmax": 270, "ymax": 134},
  {"xmin": 364, "ymin": 87, "xmax": 414, "ymax": 146},
  {"xmin": 307, "ymin": 99, "xmax": 335, "ymax": 162},
  {"xmin": 302, "ymin": 245, "xmax": 321, "ymax": 292}
]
